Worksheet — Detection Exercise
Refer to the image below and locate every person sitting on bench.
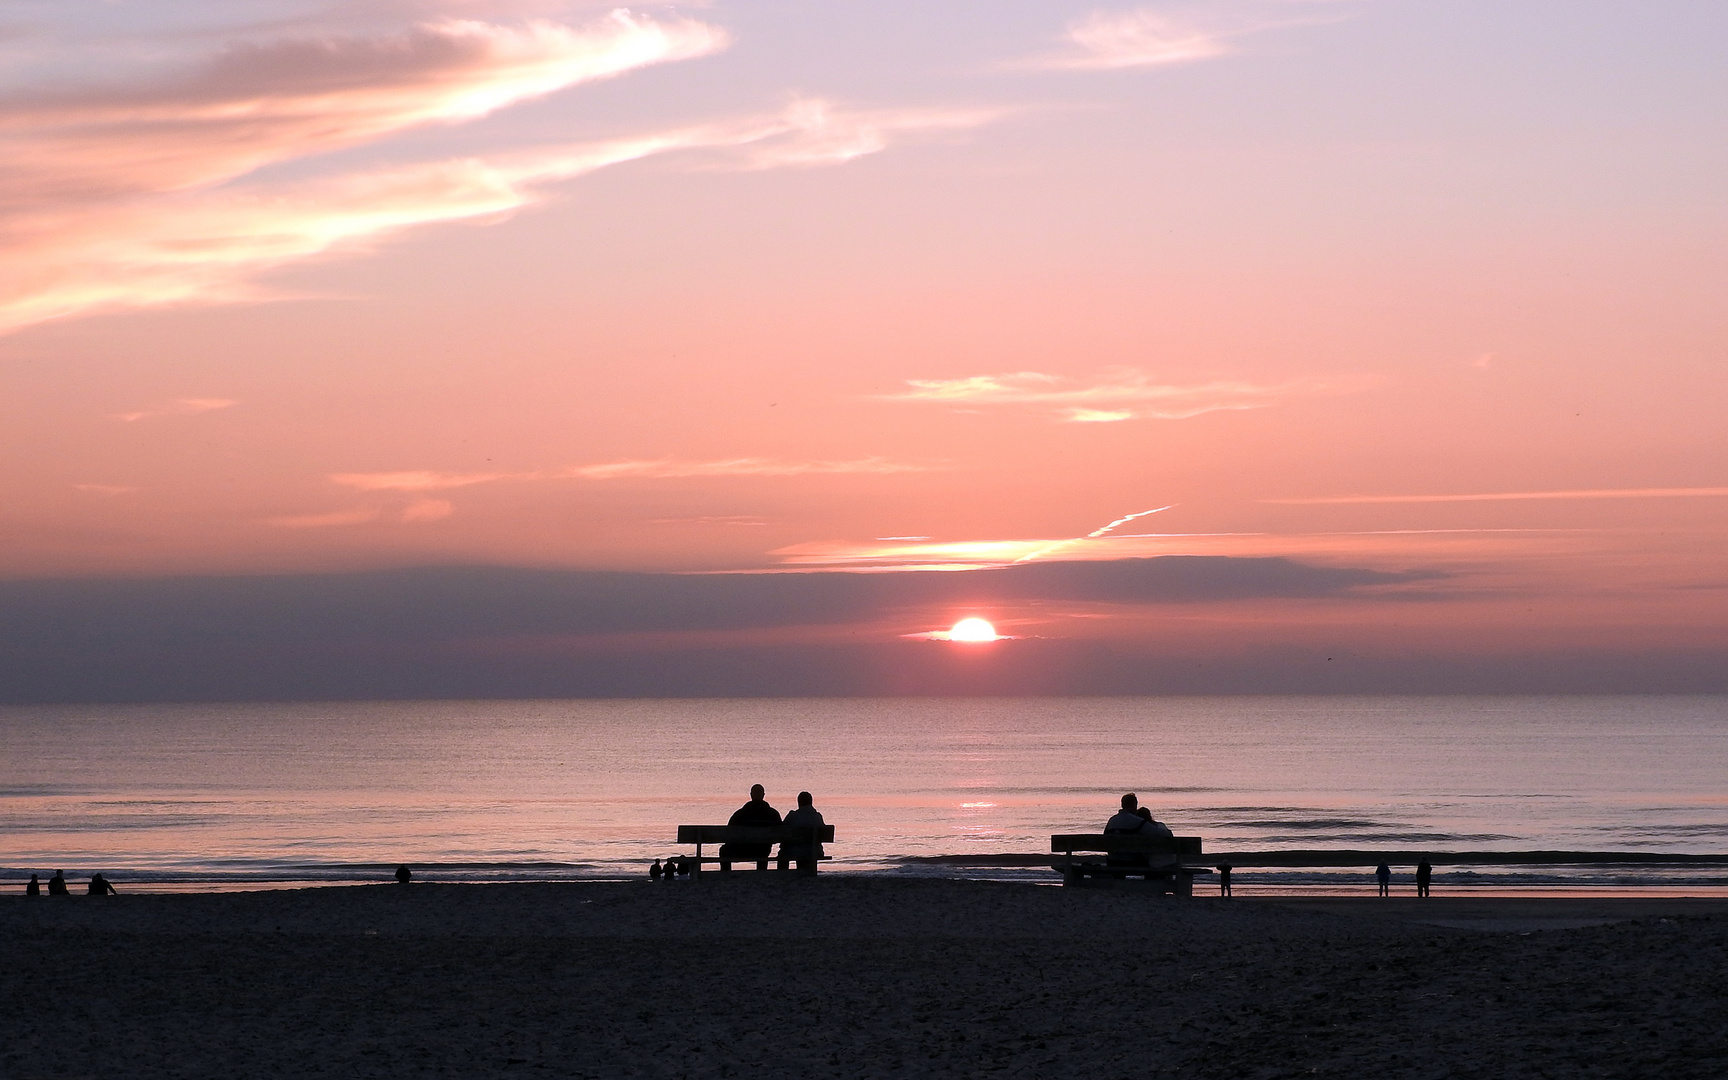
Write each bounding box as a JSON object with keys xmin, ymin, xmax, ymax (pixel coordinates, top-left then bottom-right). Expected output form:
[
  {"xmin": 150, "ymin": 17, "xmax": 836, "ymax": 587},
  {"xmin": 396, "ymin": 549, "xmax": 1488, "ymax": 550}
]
[
  {"xmin": 777, "ymin": 791, "xmax": 825, "ymax": 874},
  {"xmin": 719, "ymin": 784, "xmax": 782, "ymax": 871},
  {"xmin": 1104, "ymin": 793, "xmax": 1174, "ymax": 872}
]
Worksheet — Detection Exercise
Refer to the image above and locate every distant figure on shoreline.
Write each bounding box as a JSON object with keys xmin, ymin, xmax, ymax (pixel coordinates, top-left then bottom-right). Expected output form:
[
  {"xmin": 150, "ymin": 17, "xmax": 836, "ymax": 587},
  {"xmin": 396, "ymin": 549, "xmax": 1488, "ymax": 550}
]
[
  {"xmin": 1376, "ymin": 862, "xmax": 1391, "ymax": 897},
  {"xmin": 1216, "ymin": 863, "xmax": 1232, "ymax": 898},
  {"xmin": 26, "ymin": 874, "xmax": 40, "ymax": 897},
  {"xmin": 395, "ymin": 865, "xmax": 412, "ymax": 885},
  {"xmin": 778, "ymin": 791, "xmax": 825, "ymax": 875},
  {"xmin": 720, "ymin": 784, "xmax": 781, "ymax": 872},
  {"xmin": 649, "ymin": 858, "xmax": 663, "ymax": 881},
  {"xmin": 48, "ymin": 870, "xmax": 69, "ymax": 896},
  {"xmin": 87, "ymin": 873, "xmax": 117, "ymax": 896},
  {"xmin": 1416, "ymin": 858, "xmax": 1433, "ymax": 898}
]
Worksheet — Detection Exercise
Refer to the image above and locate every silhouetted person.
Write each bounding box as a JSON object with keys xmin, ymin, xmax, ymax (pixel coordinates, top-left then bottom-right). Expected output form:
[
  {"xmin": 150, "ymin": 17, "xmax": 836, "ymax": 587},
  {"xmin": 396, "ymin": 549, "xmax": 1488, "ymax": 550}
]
[
  {"xmin": 1216, "ymin": 863, "xmax": 1232, "ymax": 897},
  {"xmin": 1375, "ymin": 862, "xmax": 1391, "ymax": 897},
  {"xmin": 26, "ymin": 874, "xmax": 40, "ymax": 897},
  {"xmin": 720, "ymin": 784, "xmax": 781, "ymax": 871},
  {"xmin": 1416, "ymin": 859, "xmax": 1432, "ymax": 898},
  {"xmin": 1105, "ymin": 793, "xmax": 1145, "ymax": 834},
  {"xmin": 777, "ymin": 791, "xmax": 826, "ymax": 875},
  {"xmin": 87, "ymin": 873, "xmax": 117, "ymax": 896},
  {"xmin": 48, "ymin": 870, "xmax": 68, "ymax": 896},
  {"xmin": 395, "ymin": 865, "xmax": 412, "ymax": 885},
  {"xmin": 649, "ymin": 858, "xmax": 663, "ymax": 881}
]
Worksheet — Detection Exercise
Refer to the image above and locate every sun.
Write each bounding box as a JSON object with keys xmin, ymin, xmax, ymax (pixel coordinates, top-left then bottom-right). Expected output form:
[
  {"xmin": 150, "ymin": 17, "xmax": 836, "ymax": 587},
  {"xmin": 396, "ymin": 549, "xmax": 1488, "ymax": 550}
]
[{"xmin": 948, "ymin": 617, "xmax": 999, "ymax": 642}]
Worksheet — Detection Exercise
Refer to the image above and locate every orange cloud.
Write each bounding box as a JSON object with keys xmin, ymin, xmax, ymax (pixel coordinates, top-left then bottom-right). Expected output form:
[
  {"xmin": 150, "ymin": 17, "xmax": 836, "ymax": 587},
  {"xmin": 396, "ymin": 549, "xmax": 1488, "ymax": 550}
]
[
  {"xmin": 889, "ymin": 369, "xmax": 1357, "ymax": 421},
  {"xmin": 560, "ymin": 456, "xmax": 939, "ymax": 480},
  {"xmin": 329, "ymin": 456, "xmax": 937, "ymax": 493},
  {"xmin": 1, "ymin": 96, "xmax": 998, "ymax": 334},
  {"xmin": 3, "ymin": 13, "xmax": 727, "ymax": 202},
  {"xmin": 1266, "ymin": 487, "xmax": 1728, "ymax": 505},
  {"xmin": 114, "ymin": 397, "xmax": 238, "ymax": 422},
  {"xmin": 0, "ymin": 11, "xmax": 727, "ymax": 333}
]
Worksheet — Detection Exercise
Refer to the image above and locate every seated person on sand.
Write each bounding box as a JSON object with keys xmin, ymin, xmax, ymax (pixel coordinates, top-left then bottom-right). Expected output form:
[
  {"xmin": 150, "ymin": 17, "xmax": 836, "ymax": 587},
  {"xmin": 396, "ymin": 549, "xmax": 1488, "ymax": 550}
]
[
  {"xmin": 48, "ymin": 870, "xmax": 69, "ymax": 896},
  {"xmin": 719, "ymin": 784, "xmax": 782, "ymax": 871},
  {"xmin": 776, "ymin": 791, "xmax": 825, "ymax": 874},
  {"xmin": 87, "ymin": 873, "xmax": 117, "ymax": 896}
]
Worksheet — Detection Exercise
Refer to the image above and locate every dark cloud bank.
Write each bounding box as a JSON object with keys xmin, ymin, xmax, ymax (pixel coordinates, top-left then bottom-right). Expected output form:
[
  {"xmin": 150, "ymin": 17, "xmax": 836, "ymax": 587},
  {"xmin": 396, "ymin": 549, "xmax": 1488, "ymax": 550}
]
[{"xmin": 0, "ymin": 557, "xmax": 1721, "ymax": 701}]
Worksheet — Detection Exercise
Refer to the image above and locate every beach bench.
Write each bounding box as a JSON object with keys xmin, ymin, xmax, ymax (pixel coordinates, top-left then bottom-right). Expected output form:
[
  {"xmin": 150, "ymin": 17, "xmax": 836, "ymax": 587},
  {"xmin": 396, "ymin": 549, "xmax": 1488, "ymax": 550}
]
[
  {"xmin": 675, "ymin": 824, "xmax": 836, "ymax": 876},
  {"xmin": 1050, "ymin": 834, "xmax": 1212, "ymax": 895}
]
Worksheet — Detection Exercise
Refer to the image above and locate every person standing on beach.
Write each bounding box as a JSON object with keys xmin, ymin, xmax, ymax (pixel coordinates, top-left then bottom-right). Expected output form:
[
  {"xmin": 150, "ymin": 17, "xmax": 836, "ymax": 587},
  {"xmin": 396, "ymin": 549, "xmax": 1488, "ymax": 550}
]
[
  {"xmin": 1216, "ymin": 863, "xmax": 1232, "ymax": 897},
  {"xmin": 1375, "ymin": 862, "xmax": 1391, "ymax": 897},
  {"xmin": 778, "ymin": 791, "xmax": 826, "ymax": 875},
  {"xmin": 1416, "ymin": 858, "xmax": 1432, "ymax": 898},
  {"xmin": 48, "ymin": 870, "xmax": 69, "ymax": 896},
  {"xmin": 719, "ymin": 784, "xmax": 781, "ymax": 871}
]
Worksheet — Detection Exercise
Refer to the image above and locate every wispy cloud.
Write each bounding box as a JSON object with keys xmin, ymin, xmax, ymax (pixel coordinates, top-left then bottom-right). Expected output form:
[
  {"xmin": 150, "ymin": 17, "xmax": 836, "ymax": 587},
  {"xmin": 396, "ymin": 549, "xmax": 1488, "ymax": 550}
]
[
  {"xmin": 267, "ymin": 508, "xmax": 382, "ymax": 529},
  {"xmin": 1, "ymin": 10, "xmax": 1000, "ymax": 335},
  {"xmin": 888, "ymin": 369, "xmax": 1355, "ymax": 422},
  {"xmin": 562, "ymin": 456, "xmax": 937, "ymax": 480},
  {"xmin": 1267, "ymin": 487, "xmax": 1728, "ymax": 505},
  {"xmin": 331, "ymin": 469, "xmax": 513, "ymax": 492},
  {"xmin": 1026, "ymin": 3, "xmax": 1349, "ymax": 73},
  {"xmin": 4, "ymin": 13, "xmax": 728, "ymax": 204},
  {"xmin": 331, "ymin": 456, "xmax": 938, "ymax": 492},
  {"xmin": 1051, "ymin": 9, "xmax": 1233, "ymax": 70},
  {"xmin": 2, "ymin": 99, "xmax": 996, "ymax": 334},
  {"xmin": 115, "ymin": 397, "xmax": 237, "ymax": 422},
  {"xmin": 74, "ymin": 483, "xmax": 140, "ymax": 496}
]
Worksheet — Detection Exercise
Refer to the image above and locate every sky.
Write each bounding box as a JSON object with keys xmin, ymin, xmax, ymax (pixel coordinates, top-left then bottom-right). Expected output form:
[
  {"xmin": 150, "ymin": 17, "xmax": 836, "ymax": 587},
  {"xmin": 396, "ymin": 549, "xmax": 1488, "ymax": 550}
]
[{"xmin": 1, "ymin": 0, "xmax": 1725, "ymax": 698}]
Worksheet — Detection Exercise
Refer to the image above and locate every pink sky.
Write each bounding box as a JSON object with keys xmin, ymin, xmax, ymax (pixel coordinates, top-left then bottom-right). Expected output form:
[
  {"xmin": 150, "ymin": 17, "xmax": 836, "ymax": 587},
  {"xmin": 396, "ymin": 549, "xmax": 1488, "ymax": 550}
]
[{"xmin": 1, "ymin": 1, "xmax": 1724, "ymax": 688}]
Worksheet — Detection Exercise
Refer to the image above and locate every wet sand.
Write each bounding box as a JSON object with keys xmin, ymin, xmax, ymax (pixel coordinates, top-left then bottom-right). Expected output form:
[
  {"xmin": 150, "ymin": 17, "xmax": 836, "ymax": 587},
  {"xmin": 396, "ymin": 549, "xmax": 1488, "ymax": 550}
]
[{"xmin": 5, "ymin": 878, "xmax": 1726, "ymax": 1078}]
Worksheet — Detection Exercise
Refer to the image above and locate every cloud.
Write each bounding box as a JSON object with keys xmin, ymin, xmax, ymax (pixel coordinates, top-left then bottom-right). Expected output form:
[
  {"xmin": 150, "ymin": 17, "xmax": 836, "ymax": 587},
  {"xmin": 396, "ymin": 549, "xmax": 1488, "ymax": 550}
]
[
  {"xmin": 2, "ymin": 100, "xmax": 996, "ymax": 334},
  {"xmin": 1049, "ymin": 9, "xmax": 1233, "ymax": 70},
  {"xmin": 400, "ymin": 498, "xmax": 455, "ymax": 522},
  {"xmin": 3, "ymin": 13, "xmax": 728, "ymax": 203},
  {"xmin": 0, "ymin": 8, "xmax": 1000, "ymax": 335},
  {"xmin": 721, "ymin": 99, "xmax": 1003, "ymax": 170},
  {"xmin": 561, "ymin": 456, "xmax": 938, "ymax": 480},
  {"xmin": 267, "ymin": 508, "xmax": 381, "ymax": 529},
  {"xmin": 330, "ymin": 456, "xmax": 936, "ymax": 492},
  {"xmin": 73, "ymin": 483, "xmax": 139, "ymax": 496},
  {"xmin": 888, "ymin": 369, "xmax": 1351, "ymax": 422},
  {"xmin": 332, "ymin": 469, "xmax": 515, "ymax": 492},
  {"xmin": 1266, "ymin": 487, "xmax": 1728, "ymax": 505},
  {"xmin": 115, "ymin": 397, "xmax": 237, "ymax": 422}
]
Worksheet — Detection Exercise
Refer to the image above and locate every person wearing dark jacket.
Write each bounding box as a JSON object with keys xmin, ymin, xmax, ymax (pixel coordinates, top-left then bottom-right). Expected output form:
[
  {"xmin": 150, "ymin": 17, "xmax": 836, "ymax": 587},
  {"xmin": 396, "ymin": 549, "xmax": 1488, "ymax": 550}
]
[
  {"xmin": 47, "ymin": 870, "xmax": 69, "ymax": 896},
  {"xmin": 719, "ymin": 784, "xmax": 781, "ymax": 871},
  {"xmin": 777, "ymin": 792, "xmax": 826, "ymax": 875}
]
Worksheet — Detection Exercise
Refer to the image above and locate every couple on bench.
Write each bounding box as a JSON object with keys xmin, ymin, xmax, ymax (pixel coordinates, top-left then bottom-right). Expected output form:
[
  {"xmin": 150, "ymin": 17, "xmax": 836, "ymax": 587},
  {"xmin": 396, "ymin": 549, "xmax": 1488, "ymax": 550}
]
[{"xmin": 720, "ymin": 784, "xmax": 826, "ymax": 873}]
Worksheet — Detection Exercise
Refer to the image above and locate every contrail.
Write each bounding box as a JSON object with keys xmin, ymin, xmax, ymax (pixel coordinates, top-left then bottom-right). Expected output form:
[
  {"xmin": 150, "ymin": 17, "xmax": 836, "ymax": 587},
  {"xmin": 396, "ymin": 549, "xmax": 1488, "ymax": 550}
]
[
  {"xmin": 1085, "ymin": 504, "xmax": 1175, "ymax": 538},
  {"xmin": 1014, "ymin": 504, "xmax": 1175, "ymax": 562}
]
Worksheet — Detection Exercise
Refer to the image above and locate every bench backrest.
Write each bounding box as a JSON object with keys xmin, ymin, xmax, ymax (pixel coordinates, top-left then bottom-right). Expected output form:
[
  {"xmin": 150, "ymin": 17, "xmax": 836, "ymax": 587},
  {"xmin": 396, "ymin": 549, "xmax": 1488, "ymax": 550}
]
[
  {"xmin": 677, "ymin": 824, "xmax": 835, "ymax": 845},
  {"xmin": 1050, "ymin": 834, "xmax": 1202, "ymax": 856}
]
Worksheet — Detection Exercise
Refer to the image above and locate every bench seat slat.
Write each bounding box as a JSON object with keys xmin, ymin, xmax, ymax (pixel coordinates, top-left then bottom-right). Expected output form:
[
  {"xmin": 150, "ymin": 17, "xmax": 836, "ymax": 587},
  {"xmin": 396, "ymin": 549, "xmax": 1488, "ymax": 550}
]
[
  {"xmin": 677, "ymin": 824, "xmax": 835, "ymax": 845},
  {"xmin": 1050, "ymin": 834, "xmax": 1202, "ymax": 856}
]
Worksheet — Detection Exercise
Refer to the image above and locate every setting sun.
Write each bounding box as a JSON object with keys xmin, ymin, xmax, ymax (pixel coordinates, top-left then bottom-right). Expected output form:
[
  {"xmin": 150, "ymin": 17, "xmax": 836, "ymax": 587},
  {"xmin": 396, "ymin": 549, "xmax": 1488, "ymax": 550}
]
[{"xmin": 948, "ymin": 617, "xmax": 999, "ymax": 642}]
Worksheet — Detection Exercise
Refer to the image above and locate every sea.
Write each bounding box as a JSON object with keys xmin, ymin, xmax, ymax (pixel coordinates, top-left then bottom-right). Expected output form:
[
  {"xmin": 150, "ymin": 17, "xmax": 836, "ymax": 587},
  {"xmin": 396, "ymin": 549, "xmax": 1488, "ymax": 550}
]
[{"xmin": 4, "ymin": 696, "xmax": 1726, "ymax": 894}]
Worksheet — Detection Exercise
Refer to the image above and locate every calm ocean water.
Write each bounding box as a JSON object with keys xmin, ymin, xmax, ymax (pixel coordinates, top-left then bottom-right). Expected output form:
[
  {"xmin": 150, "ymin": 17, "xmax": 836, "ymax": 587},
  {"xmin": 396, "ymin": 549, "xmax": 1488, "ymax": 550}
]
[{"xmin": 4, "ymin": 696, "xmax": 1726, "ymax": 892}]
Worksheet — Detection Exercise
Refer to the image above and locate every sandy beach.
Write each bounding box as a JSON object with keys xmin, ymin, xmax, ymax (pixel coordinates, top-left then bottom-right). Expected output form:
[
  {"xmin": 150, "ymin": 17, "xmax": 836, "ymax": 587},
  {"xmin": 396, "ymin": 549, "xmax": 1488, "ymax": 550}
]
[{"xmin": 4, "ymin": 878, "xmax": 1726, "ymax": 1079}]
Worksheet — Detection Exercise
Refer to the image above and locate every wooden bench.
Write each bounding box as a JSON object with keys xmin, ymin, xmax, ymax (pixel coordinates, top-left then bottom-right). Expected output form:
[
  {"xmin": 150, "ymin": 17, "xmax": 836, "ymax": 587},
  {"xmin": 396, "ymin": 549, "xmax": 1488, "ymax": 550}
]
[
  {"xmin": 1050, "ymin": 834, "xmax": 1213, "ymax": 894},
  {"xmin": 676, "ymin": 824, "xmax": 836, "ymax": 876}
]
